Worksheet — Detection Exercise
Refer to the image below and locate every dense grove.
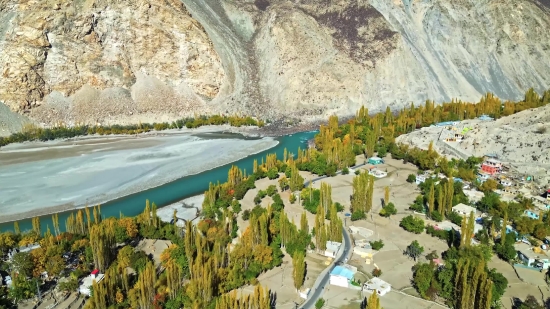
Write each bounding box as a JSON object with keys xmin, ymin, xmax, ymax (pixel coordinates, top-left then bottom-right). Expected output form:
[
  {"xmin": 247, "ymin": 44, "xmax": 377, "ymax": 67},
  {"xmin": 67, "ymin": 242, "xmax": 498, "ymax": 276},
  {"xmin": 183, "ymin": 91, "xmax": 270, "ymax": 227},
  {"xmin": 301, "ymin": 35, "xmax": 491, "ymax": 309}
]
[
  {"xmin": 0, "ymin": 114, "xmax": 265, "ymax": 148},
  {"xmin": 1, "ymin": 88, "xmax": 549, "ymax": 308}
]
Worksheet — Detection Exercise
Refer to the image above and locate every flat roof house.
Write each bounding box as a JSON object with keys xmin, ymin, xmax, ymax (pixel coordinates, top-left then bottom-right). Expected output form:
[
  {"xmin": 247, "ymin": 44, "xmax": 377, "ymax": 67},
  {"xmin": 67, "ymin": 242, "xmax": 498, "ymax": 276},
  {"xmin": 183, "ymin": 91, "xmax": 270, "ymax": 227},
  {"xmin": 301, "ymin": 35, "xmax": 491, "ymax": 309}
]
[
  {"xmin": 363, "ymin": 277, "xmax": 391, "ymax": 296},
  {"xmin": 481, "ymin": 159, "xmax": 502, "ymax": 175},
  {"xmin": 79, "ymin": 270, "xmax": 105, "ymax": 296},
  {"xmin": 329, "ymin": 265, "xmax": 356, "ymax": 288},
  {"xmin": 452, "ymin": 203, "xmax": 477, "ymax": 216},
  {"xmin": 325, "ymin": 241, "xmax": 342, "ymax": 258},
  {"xmin": 368, "ymin": 157, "xmax": 384, "ymax": 165},
  {"xmin": 515, "ymin": 243, "xmax": 550, "ymax": 270},
  {"xmin": 524, "ymin": 210, "xmax": 540, "ymax": 220}
]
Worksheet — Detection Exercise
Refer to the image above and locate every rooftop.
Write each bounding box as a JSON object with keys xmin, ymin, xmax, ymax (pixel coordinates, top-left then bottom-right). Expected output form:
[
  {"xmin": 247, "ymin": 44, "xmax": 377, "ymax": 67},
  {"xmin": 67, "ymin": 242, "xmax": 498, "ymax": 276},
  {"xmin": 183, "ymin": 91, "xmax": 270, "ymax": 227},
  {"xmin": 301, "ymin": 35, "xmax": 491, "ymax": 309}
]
[
  {"xmin": 330, "ymin": 265, "xmax": 355, "ymax": 280},
  {"xmin": 515, "ymin": 243, "xmax": 548, "ymax": 260},
  {"xmin": 364, "ymin": 277, "xmax": 391, "ymax": 291},
  {"xmin": 326, "ymin": 241, "xmax": 342, "ymax": 253},
  {"xmin": 452, "ymin": 203, "xmax": 477, "ymax": 214}
]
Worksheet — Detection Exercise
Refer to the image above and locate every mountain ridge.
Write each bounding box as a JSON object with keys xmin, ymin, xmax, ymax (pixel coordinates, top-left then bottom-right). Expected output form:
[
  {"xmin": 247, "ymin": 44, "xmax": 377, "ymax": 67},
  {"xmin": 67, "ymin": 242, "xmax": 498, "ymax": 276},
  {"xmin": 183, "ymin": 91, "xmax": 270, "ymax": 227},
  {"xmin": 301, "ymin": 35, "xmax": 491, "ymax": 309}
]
[{"xmin": 1, "ymin": 0, "xmax": 549, "ymax": 133}]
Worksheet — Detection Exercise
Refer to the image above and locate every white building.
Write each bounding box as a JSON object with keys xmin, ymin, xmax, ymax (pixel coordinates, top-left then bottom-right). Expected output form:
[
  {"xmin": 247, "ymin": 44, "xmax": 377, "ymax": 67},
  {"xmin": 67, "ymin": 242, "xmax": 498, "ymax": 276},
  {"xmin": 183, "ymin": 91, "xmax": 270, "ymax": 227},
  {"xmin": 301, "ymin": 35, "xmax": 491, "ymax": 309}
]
[
  {"xmin": 363, "ymin": 277, "xmax": 391, "ymax": 296},
  {"xmin": 79, "ymin": 270, "xmax": 105, "ymax": 296},
  {"xmin": 325, "ymin": 241, "xmax": 342, "ymax": 258},
  {"xmin": 299, "ymin": 287, "xmax": 310, "ymax": 299},
  {"xmin": 452, "ymin": 203, "xmax": 477, "ymax": 216},
  {"xmin": 515, "ymin": 243, "xmax": 549, "ymax": 270},
  {"xmin": 329, "ymin": 265, "xmax": 356, "ymax": 288}
]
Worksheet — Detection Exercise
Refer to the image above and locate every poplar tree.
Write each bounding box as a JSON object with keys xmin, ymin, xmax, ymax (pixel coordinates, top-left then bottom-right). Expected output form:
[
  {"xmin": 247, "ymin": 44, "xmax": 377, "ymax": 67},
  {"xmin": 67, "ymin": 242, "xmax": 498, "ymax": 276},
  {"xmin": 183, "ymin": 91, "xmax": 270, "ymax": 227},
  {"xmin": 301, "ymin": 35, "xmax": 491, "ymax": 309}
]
[
  {"xmin": 31, "ymin": 216, "xmax": 41, "ymax": 235},
  {"xmin": 315, "ymin": 205, "xmax": 327, "ymax": 250},
  {"xmin": 138, "ymin": 261, "xmax": 156, "ymax": 309},
  {"xmin": 228, "ymin": 165, "xmax": 243, "ymax": 187},
  {"xmin": 320, "ymin": 182, "xmax": 332, "ymax": 213},
  {"xmin": 384, "ymin": 186, "xmax": 390, "ymax": 205},
  {"xmin": 300, "ymin": 211, "xmax": 309, "ymax": 233},
  {"xmin": 428, "ymin": 182, "xmax": 435, "ymax": 217},
  {"xmin": 367, "ymin": 290, "xmax": 382, "ymax": 309},
  {"xmin": 14, "ymin": 221, "xmax": 20, "ymax": 235},
  {"xmin": 351, "ymin": 173, "xmax": 374, "ymax": 215},
  {"xmin": 292, "ymin": 252, "xmax": 306, "ymax": 291},
  {"xmin": 446, "ymin": 177, "xmax": 454, "ymax": 215}
]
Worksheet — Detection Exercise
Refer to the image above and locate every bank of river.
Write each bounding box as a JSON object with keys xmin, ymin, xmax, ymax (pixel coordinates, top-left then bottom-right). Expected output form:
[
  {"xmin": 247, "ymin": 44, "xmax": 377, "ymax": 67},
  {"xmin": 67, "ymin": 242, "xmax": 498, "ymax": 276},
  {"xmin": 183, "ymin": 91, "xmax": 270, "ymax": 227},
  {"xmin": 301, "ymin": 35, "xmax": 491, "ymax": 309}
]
[{"xmin": 0, "ymin": 130, "xmax": 317, "ymax": 232}]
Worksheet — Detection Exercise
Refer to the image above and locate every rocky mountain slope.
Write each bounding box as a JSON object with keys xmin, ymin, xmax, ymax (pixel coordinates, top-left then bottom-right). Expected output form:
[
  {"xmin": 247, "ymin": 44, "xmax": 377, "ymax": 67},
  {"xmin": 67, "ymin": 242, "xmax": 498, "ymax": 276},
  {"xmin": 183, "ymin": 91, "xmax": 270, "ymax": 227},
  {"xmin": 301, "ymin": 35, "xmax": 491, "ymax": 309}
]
[
  {"xmin": 0, "ymin": 0, "xmax": 224, "ymax": 129},
  {"xmin": 1, "ymin": 0, "xmax": 550, "ymax": 132}
]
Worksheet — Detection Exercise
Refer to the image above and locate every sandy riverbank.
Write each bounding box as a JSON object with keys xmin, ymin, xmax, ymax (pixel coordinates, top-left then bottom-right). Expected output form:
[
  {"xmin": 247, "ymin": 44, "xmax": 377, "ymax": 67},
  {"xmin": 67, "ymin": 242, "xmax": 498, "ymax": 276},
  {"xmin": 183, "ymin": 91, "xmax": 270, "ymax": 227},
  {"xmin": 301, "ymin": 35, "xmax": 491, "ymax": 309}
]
[
  {"xmin": 157, "ymin": 194, "xmax": 205, "ymax": 226},
  {"xmin": 0, "ymin": 128, "xmax": 278, "ymax": 222}
]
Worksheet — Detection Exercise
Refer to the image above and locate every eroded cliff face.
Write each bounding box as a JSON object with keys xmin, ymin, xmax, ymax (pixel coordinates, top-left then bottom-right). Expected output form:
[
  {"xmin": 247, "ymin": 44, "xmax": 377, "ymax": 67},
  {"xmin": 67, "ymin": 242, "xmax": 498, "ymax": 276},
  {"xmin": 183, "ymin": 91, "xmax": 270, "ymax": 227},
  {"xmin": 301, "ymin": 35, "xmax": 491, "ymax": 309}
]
[
  {"xmin": 1, "ymin": 0, "xmax": 550, "ymax": 129},
  {"xmin": 0, "ymin": 0, "xmax": 224, "ymax": 126},
  {"xmin": 215, "ymin": 0, "xmax": 550, "ymax": 119}
]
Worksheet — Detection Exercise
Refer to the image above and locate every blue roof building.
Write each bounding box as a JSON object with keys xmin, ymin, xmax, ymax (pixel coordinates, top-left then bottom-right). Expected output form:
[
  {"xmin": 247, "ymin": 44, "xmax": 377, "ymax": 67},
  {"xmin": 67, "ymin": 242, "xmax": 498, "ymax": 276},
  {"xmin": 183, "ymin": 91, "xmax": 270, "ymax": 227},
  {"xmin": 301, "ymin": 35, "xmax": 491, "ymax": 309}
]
[{"xmin": 330, "ymin": 265, "xmax": 356, "ymax": 288}]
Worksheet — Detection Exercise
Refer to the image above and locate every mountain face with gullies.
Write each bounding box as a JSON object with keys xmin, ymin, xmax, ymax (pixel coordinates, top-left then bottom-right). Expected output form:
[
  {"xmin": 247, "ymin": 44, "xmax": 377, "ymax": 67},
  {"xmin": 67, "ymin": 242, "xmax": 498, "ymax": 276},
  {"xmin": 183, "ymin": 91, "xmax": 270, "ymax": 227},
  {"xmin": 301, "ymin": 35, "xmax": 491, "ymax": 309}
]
[{"xmin": 1, "ymin": 0, "xmax": 550, "ymax": 134}]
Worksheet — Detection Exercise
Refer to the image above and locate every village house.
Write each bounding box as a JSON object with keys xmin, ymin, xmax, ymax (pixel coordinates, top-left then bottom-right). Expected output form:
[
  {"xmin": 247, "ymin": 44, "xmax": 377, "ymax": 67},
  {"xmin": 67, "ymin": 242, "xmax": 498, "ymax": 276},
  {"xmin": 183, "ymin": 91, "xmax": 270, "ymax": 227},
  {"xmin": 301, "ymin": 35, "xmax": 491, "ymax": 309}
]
[
  {"xmin": 531, "ymin": 196, "xmax": 550, "ymax": 211},
  {"xmin": 79, "ymin": 269, "xmax": 105, "ymax": 296},
  {"xmin": 329, "ymin": 264, "xmax": 357, "ymax": 288},
  {"xmin": 324, "ymin": 241, "xmax": 342, "ymax": 258},
  {"xmin": 452, "ymin": 203, "xmax": 477, "ymax": 217},
  {"xmin": 524, "ymin": 210, "xmax": 540, "ymax": 220},
  {"xmin": 481, "ymin": 158, "xmax": 503, "ymax": 175},
  {"xmin": 515, "ymin": 243, "xmax": 550, "ymax": 270},
  {"xmin": 363, "ymin": 277, "xmax": 392, "ymax": 296}
]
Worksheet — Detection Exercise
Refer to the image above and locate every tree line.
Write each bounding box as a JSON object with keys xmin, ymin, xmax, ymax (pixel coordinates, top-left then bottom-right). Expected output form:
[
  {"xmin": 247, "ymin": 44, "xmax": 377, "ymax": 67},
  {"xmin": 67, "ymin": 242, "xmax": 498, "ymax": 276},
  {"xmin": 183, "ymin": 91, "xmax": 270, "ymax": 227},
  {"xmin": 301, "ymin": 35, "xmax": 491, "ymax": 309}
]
[{"xmin": 0, "ymin": 114, "xmax": 265, "ymax": 148}]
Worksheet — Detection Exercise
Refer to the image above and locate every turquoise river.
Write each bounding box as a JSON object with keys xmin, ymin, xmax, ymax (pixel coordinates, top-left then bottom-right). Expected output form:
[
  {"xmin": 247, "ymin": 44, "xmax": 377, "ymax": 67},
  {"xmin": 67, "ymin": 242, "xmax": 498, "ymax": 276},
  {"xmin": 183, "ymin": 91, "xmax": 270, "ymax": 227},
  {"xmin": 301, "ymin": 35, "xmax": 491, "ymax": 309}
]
[{"xmin": 0, "ymin": 130, "xmax": 317, "ymax": 233}]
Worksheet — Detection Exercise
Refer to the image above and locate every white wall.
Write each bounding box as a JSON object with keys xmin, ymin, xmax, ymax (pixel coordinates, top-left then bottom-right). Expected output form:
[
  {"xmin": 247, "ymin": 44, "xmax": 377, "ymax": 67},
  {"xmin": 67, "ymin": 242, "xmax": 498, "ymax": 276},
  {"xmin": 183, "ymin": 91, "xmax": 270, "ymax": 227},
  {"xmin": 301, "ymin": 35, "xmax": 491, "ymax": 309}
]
[{"xmin": 329, "ymin": 275, "xmax": 349, "ymax": 288}]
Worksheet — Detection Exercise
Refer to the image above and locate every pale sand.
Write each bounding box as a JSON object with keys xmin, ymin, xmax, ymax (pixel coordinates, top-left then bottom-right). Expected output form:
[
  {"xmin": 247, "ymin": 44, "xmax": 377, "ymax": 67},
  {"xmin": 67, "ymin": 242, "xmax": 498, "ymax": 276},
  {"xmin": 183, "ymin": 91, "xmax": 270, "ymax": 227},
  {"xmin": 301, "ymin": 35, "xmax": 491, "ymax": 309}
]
[
  {"xmin": 157, "ymin": 194, "xmax": 205, "ymax": 225},
  {"xmin": 0, "ymin": 128, "xmax": 278, "ymax": 222}
]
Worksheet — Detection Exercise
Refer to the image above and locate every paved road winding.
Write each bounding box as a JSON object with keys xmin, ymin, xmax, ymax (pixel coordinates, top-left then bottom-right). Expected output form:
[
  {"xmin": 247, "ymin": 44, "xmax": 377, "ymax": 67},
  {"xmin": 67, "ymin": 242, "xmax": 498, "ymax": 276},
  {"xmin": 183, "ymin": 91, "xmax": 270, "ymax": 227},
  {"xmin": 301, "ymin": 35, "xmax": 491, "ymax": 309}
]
[
  {"xmin": 298, "ymin": 227, "xmax": 353, "ymax": 309},
  {"xmin": 296, "ymin": 161, "xmax": 367, "ymax": 308}
]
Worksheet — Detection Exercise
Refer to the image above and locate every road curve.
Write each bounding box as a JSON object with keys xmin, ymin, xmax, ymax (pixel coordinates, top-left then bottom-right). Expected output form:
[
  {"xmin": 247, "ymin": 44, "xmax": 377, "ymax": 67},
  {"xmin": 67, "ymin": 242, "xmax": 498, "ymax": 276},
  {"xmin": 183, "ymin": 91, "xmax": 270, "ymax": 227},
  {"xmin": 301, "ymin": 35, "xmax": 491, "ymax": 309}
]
[{"xmin": 298, "ymin": 226, "xmax": 353, "ymax": 309}]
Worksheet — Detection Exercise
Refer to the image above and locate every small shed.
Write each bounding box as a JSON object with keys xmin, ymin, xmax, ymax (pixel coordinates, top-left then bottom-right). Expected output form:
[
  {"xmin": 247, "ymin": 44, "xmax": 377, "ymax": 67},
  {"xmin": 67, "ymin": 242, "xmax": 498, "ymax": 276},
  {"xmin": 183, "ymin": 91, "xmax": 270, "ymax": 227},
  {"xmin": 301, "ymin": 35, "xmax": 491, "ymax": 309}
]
[{"xmin": 368, "ymin": 157, "xmax": 384, "ymax": 165}]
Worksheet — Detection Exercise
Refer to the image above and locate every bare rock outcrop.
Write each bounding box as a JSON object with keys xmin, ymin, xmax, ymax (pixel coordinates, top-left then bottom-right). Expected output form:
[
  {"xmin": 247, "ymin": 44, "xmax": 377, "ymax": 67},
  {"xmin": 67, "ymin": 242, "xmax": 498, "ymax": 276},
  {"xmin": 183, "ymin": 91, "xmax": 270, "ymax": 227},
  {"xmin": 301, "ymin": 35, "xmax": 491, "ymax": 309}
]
[
  {"xmin": 189, "ymin": 0, "xmax": 550, "ymax": 119},
  {"xmin": 1, "ymin": 0, "xmax": 550, "ymax": 128},
  {"xmin": 0, "ymin": 0, "xmax": 224, "ymax": 126}
]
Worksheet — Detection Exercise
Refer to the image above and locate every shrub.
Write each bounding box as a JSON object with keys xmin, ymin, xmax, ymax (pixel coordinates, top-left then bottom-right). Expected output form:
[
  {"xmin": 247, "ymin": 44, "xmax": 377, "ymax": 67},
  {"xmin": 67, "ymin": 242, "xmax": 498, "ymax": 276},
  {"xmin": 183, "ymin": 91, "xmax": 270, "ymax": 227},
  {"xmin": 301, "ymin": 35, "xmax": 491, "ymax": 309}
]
[
  {"xmin": 372, "ymin": 268, "xmax": 382, "ymax": 277},
  {"xmin": 351, "ymin": 211, "xmax": 366, "ymax": 221},
  {"xmin": 342, "ymin": 167, "xmax": 350, "ymax": 175},
  {"xmin": 266, "ymin": 185, "xmax": 277, "ymax": 196},
  {"xmin": 370, "ymin": 240, "xmax": 384, "ymax": 250},
  {"xmin": 355, "ymin": 170, "xmax": 361, "ymax": 175},
  {"xmin": 289, "ymin": 194, "xmax": 297, "ymax": 204},
  {"xmin": 409, "ymin": 195, "xmax": 425, "ymax": 213},
  {"xmin": 430, "ymin": 211, "xmax": 443, "ymax": 222},
  {"xmin": 242, "ymin": 210, "xmax": 251, "ymax": 221},
  {"xmin": 535, "ymin": 126, "xmax": 547, "ymax": 134},
  {"xmin": 315, "ymin": 298, "xmax": 325, "ymax": 309},
  {"xmin": 267, "ymin": 168, "xmax": 279, "ymax": 180},
  {"xmin": 379, "ymin": 202, "xmax": 397, "ymax": 218},
  {"xmin": 446, "ymin": 211, "xmax": 463, "ymax": 226},
  {"xmin": 400, "ymin": 215, "xmax": 425, "ymax": 234},
  {"xmin": 407, "ymin": 174, "xmax": 417, "ymax": 183}
]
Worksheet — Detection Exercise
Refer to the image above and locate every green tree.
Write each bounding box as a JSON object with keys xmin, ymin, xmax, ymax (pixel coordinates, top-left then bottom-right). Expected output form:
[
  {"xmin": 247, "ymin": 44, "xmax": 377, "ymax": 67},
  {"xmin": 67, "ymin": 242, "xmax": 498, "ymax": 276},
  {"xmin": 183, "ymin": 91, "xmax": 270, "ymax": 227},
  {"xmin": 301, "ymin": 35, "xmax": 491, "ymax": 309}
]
[
  {"xmin": 370, "ymin": 240, "xmax": 384, "ymax": 250},
  {"xmin": 379, "ymin": 202, "xmax": 397, "ymax": 218},
  {"xmin": 292, "ymin": 252, "xmax": 306, "ymax": 291},
  {"xmin": 11, "ymin": 252, "xmax": 34, "ymax": 278},
  {"xmin": 400, "ymin": 215, "xmax": 425, "ymax": 234},
  {"xmin": 404, "ymin": 240, "xmax": 424, "ymax": 261}
]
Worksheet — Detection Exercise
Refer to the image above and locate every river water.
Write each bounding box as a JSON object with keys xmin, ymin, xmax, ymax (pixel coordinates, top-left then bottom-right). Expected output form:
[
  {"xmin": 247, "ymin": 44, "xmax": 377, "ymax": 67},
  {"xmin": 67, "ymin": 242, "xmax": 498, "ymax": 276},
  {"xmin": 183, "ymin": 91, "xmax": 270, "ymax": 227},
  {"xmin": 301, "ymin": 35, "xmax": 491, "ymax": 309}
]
[{"xmin": 0, "ymin": 130, "xmax": 317, "ymax": 233}]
